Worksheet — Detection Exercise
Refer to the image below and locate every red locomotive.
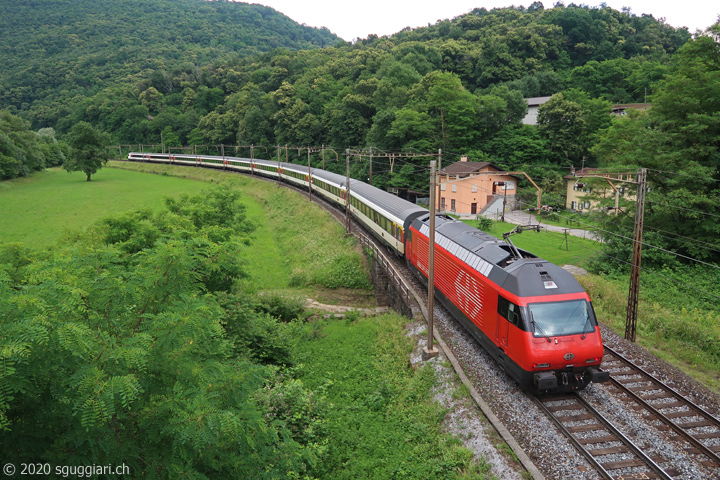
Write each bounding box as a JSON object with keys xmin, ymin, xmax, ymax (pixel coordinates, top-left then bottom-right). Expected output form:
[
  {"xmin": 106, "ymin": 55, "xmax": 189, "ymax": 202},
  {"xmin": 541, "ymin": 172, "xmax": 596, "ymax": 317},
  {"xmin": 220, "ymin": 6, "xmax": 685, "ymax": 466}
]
[{"xmin": 406, "ymin": 215, "xmax": 609, "ymax": 394}]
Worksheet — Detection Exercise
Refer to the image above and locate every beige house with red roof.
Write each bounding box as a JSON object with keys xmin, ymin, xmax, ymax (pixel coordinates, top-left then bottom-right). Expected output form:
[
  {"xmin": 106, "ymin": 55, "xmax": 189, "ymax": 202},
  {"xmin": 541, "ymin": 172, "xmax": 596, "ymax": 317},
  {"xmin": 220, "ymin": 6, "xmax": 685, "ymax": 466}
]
[{"xmin": 438, "ymin": 157, "xmax": 519, "ymax": 215}]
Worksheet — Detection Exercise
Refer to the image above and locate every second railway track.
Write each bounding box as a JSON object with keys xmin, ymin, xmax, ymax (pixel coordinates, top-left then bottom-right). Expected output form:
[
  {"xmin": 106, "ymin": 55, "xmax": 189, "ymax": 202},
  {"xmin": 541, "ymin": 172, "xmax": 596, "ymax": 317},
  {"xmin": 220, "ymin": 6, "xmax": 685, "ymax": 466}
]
[
  {"xmin": 601, "ymin": 346, "xmax": 720, "ymax": 473},
  {"xmin": 535, "ymin": 392, "xmax": 675, "ymax": 479}
]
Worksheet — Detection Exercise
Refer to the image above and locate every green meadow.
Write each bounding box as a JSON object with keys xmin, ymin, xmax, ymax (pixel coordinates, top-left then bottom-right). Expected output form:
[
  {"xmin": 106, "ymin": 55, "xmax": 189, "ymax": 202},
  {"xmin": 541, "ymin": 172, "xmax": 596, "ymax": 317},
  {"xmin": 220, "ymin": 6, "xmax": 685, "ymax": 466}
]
[{"xmin": 0, "ymin": 168, "xmax": 206, "ymax": 249}]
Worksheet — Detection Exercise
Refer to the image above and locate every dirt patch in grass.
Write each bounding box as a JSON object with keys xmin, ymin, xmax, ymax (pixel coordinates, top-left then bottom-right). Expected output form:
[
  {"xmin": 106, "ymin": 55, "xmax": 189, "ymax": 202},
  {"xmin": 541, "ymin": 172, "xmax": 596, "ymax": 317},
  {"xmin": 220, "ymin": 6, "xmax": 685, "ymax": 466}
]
[{"xmin": 303, "ymin": 287, "xmax": 377, "ymax": 309}]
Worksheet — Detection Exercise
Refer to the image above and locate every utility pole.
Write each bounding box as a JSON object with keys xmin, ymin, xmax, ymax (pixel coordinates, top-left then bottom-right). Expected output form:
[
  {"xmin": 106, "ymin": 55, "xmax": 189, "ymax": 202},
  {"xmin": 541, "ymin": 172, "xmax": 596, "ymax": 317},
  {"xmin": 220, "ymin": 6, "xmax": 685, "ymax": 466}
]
[
  {"xmin": 437, "ymin": 149, "xmax": 442, "ymax": 212},
  {"xmin": 322, "ymin": 145, "xmax": 325, "ymax": 170},
  {"xmin": 423, "ymin": 160, "xmax": 439, "ymax": 361},
  {"xmin": 345, "ymin": 149, "xmax": 351, "ymax": 235},
  {"xmin": 494, "ymin": 181, "xmax": 507, "ymax": 222},
  {"xmin": 250, "ymin": 144, "xmax": 255, "ymax": 175},
  {"xmin": 276, "ymin": 146, "xmax": 281, "ymax": 184},
  {"xmin": 625, "ymin": 168, "xmax": 647, "ymax": 342},
  {"xmin": 503, "ymin": 183, "xmax": 507, "ymax": 222},
  {"xmin": 307, "ymin": 147, "xmax": 312, "ymax": 200},
  {"xmin": 369, "ymin": 146, "xmax": 373, "ymax": 186}
]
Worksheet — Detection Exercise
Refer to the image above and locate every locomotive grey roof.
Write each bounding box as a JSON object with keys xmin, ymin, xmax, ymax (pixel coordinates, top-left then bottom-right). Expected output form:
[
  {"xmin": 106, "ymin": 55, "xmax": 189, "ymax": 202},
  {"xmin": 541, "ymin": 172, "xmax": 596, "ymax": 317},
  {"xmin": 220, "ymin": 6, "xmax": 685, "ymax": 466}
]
[
  {"xmin": 413, "ymin": 215, "xmax": 585, "ymax": 297},
  {"xmin": 501, "ymin": 261, "xmax": 585, "ymax": 298}
]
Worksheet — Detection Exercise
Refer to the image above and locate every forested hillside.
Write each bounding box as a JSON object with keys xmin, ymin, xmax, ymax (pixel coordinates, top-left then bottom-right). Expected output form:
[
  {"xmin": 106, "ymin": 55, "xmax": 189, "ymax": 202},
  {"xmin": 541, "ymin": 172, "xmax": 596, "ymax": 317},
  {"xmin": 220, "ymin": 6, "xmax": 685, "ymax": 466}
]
[
  {"xmin": 3, "ymin": 1, "xmax": 720, "ymax": 271},
  {"xmin": 0, "ymin": 0, "xmax": 338, "ymax": 123}
]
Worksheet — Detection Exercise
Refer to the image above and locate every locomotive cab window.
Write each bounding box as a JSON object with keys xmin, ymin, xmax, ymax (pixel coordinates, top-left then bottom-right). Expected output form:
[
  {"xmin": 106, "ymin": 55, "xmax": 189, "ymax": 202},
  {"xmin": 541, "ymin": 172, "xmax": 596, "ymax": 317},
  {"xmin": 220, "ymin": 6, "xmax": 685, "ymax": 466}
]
[{"xmin": 527, "ymin": 300, "xmax": 597, "ymax": 337}]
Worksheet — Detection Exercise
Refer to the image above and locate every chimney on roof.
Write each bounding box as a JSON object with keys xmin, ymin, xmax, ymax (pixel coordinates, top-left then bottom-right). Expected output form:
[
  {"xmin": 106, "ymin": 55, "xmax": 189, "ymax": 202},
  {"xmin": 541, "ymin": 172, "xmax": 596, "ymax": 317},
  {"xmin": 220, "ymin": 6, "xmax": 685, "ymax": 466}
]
[
  {"xmin": 570, "ymin": 165, "xmax": 576, "ymax": 175},
  {"xmin": 460, "ymin": 155, "xmax": 468, "ymax": 162}
]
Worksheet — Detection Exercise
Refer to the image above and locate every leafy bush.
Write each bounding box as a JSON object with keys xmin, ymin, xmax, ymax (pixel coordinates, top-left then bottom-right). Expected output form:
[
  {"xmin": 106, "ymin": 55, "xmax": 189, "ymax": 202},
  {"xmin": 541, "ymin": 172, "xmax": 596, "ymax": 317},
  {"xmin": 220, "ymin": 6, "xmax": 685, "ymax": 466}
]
[
  {"xmin": 475, "ymin": 216, "xmax": 493, "ymax": 232},
  {"xmin": 253, "ymin": 291, "xmax": 307, "ymax": 322},
  {"xmin": 218, "ymin": 292, "xmax": 297, "ymax": 366},
  {"xmin": 316, "ymin": 253, "xmax": 372, "ymax": 289}
]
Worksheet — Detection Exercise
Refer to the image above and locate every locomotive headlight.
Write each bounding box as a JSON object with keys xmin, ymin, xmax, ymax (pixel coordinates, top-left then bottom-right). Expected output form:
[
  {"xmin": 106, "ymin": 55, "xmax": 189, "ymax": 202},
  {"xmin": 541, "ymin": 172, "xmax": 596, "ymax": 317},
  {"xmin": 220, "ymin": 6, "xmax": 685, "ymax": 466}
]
[
  {"xmin": 585, "ymin": 358, "xmax": 599, "ymax": 363},
  {"xmin": 533, "ymin": 363, "xmax": 550, "ymax": 368}
]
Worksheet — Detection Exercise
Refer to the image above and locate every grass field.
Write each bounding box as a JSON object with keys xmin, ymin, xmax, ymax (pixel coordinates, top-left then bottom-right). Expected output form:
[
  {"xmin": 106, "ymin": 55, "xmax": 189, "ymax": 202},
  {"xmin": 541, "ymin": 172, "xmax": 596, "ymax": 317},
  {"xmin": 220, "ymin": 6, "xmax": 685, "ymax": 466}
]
[
  {"xmin": 0, "ymin": 163, "xmax": 370, "ymax": 296},
  {"xmin": 0, "ymin": 168, "xmax": 206, "ymax": 249},
  {"xmin": 460, "ymin": 218, "xmax": 600, "ymax": 267},
  {"xmin": 108, "ymin": 161, "xmax": 372, "ymax": 294}
]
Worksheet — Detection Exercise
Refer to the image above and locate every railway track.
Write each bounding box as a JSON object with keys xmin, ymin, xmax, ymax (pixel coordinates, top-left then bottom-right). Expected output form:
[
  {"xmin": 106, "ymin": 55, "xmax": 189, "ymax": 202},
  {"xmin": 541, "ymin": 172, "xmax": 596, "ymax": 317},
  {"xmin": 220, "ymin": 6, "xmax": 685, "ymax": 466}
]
[
  {"xmin": 534, "ymin": 392, "xmax": 676, "ymax": 479},
  {"xmin": 601, "ymin": 346, "xmax": 720, "ymax": 473}
]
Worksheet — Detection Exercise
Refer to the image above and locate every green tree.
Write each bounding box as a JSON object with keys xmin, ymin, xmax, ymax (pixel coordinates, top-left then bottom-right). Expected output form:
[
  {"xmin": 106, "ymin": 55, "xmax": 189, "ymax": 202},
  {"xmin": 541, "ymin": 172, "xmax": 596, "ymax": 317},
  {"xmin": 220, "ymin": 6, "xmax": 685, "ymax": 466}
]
[
  {"xmin": 0, "ymin": 110, "xmax": 47, "ymax": 179},
  {"xmin": 590, "ymin": 30, "xmax": 720, "ymax": 269},
  {"xmin": 160, "ymin": 126, "xmax": 181, "ymax": 148},
  {"xmin": 537, "ymin": 90, "xmax": 611, "ymax": 165},
  {"xmin": 63, "ymin": 122, "xmax": 111, "ymax": 181}
]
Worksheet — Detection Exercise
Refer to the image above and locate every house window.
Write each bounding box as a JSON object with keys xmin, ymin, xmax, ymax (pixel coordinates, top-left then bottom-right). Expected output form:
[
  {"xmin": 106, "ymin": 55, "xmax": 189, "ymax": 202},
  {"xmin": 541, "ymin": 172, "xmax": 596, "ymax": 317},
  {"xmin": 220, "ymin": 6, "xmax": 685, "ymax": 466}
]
[
  {"xmin": 452, "ymin": 184, "xmax": 457, "ymax": 192},
  {"xmin": 440, "ymin": 183, "xmax": 446, "ymax": 191},
  {"xmin": 472, "ymin": 184, "xmax": 477, "ymax": 193},
  {"xmin": 571, "ymin": 201, "xmax": 577, "ymax": 210},
  {"xmin": 584, "ymin": 201, "xmax": 590, "ymax": 209},
  {"xmin": 451, "ymin": 199, "xmax": 456, "ymax": 211},
  {"xmin": 441, "ymin": 197, "xmax": 445, "ymax": 209}
]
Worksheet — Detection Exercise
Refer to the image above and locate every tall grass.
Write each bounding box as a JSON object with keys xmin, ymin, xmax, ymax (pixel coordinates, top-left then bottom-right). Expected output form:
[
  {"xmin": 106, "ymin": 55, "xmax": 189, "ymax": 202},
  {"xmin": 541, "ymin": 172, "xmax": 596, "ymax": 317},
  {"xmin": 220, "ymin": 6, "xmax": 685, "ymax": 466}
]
[
  {"xmin": 578, "ymin": 273, "xmax": 720, "ymax": 391},
  {"xmin": 295, "ymin": 313, "xmax": 497, "ymax": 479}
]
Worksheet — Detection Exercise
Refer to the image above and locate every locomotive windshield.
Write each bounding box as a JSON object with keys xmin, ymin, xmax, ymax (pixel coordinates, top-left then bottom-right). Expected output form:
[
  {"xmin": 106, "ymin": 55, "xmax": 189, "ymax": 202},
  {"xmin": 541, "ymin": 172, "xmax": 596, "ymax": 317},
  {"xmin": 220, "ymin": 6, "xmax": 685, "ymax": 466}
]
[{"xmin": 527, "ymin": 300, "xmax": 596, "ymax": 337}]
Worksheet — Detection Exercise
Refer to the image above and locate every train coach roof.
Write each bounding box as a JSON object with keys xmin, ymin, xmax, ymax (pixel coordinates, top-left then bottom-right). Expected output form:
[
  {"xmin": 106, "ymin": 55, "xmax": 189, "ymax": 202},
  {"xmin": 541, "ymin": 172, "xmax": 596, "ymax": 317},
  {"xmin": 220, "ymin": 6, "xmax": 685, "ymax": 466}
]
[{"xmin": 309, "ymin": 167, "xmax": 426, "ymax": 223}]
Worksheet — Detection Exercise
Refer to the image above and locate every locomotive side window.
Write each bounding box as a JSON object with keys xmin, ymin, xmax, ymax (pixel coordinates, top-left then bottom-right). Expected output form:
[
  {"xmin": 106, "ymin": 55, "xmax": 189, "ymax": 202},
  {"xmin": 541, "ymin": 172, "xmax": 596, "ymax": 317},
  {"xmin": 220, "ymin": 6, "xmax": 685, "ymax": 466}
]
[{"xmin": 498, "ymin": 295, "xmax": 523, "ymax": 327}]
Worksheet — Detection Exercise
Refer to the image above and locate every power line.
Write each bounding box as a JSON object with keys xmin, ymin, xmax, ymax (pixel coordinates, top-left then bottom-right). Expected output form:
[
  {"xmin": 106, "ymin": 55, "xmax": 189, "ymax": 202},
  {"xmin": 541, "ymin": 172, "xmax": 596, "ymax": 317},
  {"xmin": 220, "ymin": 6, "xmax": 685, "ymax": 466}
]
[
  {"xmin": 542, "ymin": 229, "xmax": 720, "ymax": 304},
  {"xmin": 520, "ymin": 209, "xmax": 720, "ymax": 272},
  {"xmin": 648, "ymin": 168, "xmax": 720, "ymax": 183},
  {"xmin": 646, "ymin": 200, "xmax": 720, "ymax": 219},
  {"xmin": 643, "ymin": 226, "xmax": 720, "ymax": 255}
]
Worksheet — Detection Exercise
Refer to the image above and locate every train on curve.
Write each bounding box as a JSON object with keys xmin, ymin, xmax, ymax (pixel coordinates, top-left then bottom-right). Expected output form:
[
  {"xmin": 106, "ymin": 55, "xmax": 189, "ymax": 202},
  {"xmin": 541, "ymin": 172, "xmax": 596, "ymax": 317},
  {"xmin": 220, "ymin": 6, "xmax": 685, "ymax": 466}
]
[{"xmin": 127, "ymin": 151, "xmax": 609, "ymax": 394}]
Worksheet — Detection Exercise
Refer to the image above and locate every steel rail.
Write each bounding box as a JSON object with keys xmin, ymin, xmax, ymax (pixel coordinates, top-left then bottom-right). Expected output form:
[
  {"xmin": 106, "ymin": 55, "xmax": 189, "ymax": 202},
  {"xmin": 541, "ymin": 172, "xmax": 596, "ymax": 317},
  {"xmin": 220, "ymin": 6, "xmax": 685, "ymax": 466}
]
[{"xmin": 534, "ymin": 392, "xmax": 673, "ymax": 480}]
